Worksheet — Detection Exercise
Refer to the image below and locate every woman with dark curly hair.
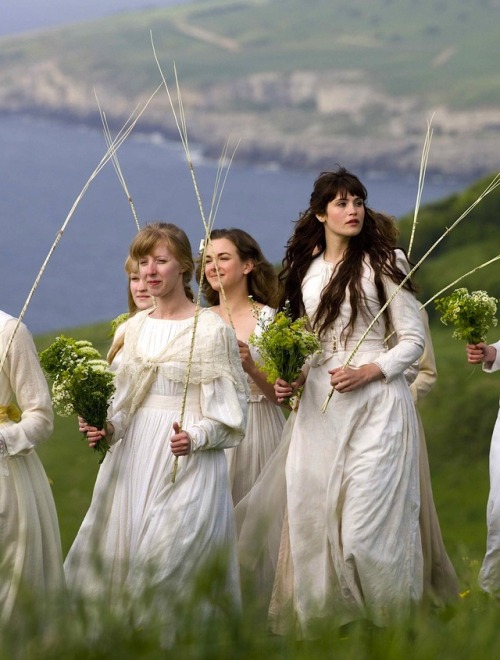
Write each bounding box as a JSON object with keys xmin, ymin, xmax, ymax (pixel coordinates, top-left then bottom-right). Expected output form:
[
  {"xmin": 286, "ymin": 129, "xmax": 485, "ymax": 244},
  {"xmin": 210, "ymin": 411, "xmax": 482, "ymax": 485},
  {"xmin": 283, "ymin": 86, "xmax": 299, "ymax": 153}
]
[{"xmin": 270, "ymin": 168, "xmax": 425, "ymax": 635}]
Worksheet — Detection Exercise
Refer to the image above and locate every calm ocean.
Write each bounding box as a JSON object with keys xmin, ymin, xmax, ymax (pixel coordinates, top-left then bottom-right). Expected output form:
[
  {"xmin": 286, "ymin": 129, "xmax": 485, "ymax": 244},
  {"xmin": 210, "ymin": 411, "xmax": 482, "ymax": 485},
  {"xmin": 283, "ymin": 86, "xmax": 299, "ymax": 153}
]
[{"xmin": 0, "ymin": 114, "xmax": 468, "ymax": 334}]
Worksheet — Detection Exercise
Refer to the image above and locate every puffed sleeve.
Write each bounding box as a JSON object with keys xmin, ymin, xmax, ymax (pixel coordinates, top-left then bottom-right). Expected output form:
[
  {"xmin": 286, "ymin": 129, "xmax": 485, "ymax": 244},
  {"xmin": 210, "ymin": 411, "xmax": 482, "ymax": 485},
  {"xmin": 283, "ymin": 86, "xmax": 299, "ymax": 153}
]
[
  {"xmin": 373, "ymin": 252, "xmax": 425, "ymax": 382},
  {"xmin": 0, "ymin": 321, "xmax": 53, "ymax": 456},
  {"xmin": 483, "ymin": 340, "xmax": 500, "ymax": 373},
  {"xmin": 186, "ymin": 324, "xmax": 247, "ymax": 451},
  {"xmin": 408, "ymin": 308, "xmax": 437, "ymax": 403}
]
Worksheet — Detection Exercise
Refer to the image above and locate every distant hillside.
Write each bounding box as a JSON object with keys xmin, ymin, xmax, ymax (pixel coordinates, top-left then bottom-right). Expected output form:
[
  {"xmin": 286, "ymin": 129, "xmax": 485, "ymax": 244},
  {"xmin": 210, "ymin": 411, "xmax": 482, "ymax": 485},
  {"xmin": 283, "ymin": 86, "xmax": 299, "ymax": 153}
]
[{"xmin": 0, "ymin": 0, "xmax": 499, "ymax": 178}]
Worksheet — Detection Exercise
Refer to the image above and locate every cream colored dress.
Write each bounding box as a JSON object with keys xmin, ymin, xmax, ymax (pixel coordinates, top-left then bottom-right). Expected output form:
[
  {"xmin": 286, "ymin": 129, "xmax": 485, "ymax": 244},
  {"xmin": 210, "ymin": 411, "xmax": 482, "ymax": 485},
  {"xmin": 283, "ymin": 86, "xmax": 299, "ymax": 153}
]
[
  {"xmin": 64, "ymin": 309, "xmax": 247, "ymax": 625},
  {"xmin": 225, "ymin": 306, "xmax": 286, "ymax": 506},
  {"xmin": 225, "ymin": 305, "xmax": 286, "ymax": 606},
  {"xmin": 269, "ymin": 253, "xmax": 425, "ymax": 635},
  {"xmin": 0, "ymin": 311, "xmax": 65, "ymax": 623},
  {"xmin": 410, "ymin": 311, "xmax": 459, "ymax": 604},
  {"xmin": 478, "ymin": 339, "xmax": 500, "ymax": 596}
]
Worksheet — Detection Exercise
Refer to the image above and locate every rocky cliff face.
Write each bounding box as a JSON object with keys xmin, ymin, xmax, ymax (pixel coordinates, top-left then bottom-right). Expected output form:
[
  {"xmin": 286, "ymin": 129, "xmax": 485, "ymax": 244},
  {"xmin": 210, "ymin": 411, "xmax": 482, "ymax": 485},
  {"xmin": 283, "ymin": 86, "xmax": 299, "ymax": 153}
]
[{"xmin": 0, "ymin": 60, "xmax": 498, "ymax": 179}]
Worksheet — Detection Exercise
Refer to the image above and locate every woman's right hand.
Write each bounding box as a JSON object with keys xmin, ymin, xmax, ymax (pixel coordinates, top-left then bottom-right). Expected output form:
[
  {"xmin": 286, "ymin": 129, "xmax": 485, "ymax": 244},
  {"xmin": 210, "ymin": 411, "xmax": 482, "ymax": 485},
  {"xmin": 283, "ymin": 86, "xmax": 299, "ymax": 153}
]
[
  {"xmin": 274, "ymin": 374, "xmax": 305, "ymax": 405},
  {"xmin": 466, "ymin": 342, "xmax": 496, "ymax": 365},
  {"xmin": 78, "ymin": 416, "xmax": 107, "ymax": 448}
]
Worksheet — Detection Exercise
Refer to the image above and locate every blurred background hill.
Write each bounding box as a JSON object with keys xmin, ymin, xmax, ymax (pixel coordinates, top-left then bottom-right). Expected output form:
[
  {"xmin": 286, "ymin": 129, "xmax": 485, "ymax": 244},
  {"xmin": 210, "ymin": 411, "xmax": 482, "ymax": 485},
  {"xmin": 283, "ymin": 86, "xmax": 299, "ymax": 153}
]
[{"xmin": 1, "ymin": 0, "xmax": 499, "ymax": 178}]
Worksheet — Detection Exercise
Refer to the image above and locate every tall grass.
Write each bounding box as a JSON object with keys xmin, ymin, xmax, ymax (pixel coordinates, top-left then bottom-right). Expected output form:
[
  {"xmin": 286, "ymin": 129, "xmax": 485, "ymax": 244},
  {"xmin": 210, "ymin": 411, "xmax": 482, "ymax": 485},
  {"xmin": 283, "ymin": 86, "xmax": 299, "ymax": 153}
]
[{"xmin": 2, "ymin": 564, "xmax": 500, "ymax": 658}]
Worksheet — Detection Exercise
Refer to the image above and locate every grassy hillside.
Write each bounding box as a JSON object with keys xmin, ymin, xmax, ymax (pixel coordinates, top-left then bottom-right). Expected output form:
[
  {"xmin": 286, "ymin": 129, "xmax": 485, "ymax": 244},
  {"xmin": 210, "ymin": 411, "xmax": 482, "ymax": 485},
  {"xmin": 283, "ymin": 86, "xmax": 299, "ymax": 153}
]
[
  {"xmin": 2, "ymin": 0, "xmax": 499, "ymax": 107},
  {"xmin": 398, "ymin": 172, "xmax": 500, "ymax": 318}
]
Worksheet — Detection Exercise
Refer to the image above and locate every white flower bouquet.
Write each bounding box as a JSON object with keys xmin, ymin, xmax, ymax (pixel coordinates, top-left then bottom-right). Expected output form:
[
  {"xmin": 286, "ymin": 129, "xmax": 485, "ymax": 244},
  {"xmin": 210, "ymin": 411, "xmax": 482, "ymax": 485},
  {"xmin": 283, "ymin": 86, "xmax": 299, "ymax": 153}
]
[
  {"xmin": 40, "ymin": 336, "xmax": 115, "ymax": 462},
  {"xmin": 434, "ymin": 287, "xmax": 498, "ymax": 344},
  {"xmin": 249, "ymin": 301, "xmax": 321, "ymax": 404}
]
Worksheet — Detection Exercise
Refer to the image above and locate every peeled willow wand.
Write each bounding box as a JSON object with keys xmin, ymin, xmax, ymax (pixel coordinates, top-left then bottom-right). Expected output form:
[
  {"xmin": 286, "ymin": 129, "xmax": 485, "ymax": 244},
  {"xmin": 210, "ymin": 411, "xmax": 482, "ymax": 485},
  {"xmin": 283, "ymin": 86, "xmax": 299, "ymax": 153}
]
[
  {"xmin": 151, "ymin": 34, "xmax": 240, "ymax": 483},
  {"xmin": 0, "ymin": 86, "xmax": 161, "ymax": 375},
  {"xmin": 321, "ymin": 171, "xmax": 500, "ymax": 412}
]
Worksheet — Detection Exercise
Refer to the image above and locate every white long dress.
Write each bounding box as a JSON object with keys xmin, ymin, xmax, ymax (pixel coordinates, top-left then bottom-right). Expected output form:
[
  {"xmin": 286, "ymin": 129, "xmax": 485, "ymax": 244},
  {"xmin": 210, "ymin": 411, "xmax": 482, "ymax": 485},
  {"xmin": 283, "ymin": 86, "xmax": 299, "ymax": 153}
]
[
  {"xmin": 225, "ymin": 306, "xmax": 286, "ymax": 506},
  {"xmin": 269, "ymin": 253, "xmax": 425, "ymax": 635},
  {"xmin": 225, "ymin": 305, "xmax": 286, "ymax": 606},
  {"xmin": 478, "ymin": 339, "xmax": 500, "ymax": 596},
  {"xmin": 64, "ymin": 308, "xmax": 247, "ymax": 624},
  {"xmin": 0, "ymin": 311, "xmax": 65, "ymax": 623},
  {"xmin": 409, "ymin": 311, "xmax": 459, "ymax": 604}
]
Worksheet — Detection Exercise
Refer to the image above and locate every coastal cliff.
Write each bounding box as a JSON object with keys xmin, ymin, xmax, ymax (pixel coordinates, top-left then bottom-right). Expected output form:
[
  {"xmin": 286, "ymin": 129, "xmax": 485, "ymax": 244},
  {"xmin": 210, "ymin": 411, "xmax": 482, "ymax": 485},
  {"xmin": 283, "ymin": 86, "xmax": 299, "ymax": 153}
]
[{"xmin": 1, "ymin": 0, "xmax": 499, "ymax": 180}]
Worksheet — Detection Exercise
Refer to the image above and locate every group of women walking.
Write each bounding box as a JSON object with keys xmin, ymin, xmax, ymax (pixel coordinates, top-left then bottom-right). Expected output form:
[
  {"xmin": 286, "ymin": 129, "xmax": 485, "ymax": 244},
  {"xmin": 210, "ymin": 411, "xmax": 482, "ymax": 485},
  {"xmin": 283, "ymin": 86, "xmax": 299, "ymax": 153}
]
[{"xmin": 1, "ymin": 166, "xmax": 472, "ymax": 640}]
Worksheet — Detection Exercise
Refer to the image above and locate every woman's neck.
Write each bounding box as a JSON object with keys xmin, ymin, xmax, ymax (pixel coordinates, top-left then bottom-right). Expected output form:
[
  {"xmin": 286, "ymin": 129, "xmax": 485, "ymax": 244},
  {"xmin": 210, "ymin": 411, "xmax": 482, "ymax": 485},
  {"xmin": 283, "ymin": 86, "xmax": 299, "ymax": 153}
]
[
  {"xmin": 213, "ymin": 289, "xmax": 260, "ymax": 340},
  {"xmin": 150, "ymin": 293, "xmax": 195, "ymax": 320},
  {"xmin": 323, "ymin": 236, "xmax": 349, "ymax": 266}
]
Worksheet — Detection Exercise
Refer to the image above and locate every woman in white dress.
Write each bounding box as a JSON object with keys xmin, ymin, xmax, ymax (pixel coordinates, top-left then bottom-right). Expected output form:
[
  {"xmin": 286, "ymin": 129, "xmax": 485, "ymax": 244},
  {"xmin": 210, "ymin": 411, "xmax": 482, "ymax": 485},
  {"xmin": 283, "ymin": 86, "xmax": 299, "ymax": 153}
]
[
  {"xmin": 411, "ymin": 310, "xmax": 459, "ymax": 604},
  {"xmin": 64, "ymin": 223, "xmax": 248, "ymax": 633},
  {"xmin": 466, "ymin": 339, "xmax": 500, "ymax": 597},
  {"xmin": 198, "ymin": 228, "xmax": 286, "ymax": 607},
  {"xmin": 0, "ymin": 311, "xmax": 65, "ymax": 624},
  {"xmin": 199, "ymin": 228, "xmax": 285, "ymax": 506},
  {"xmin": 107, "ymin": 255, "xmax": 154, "ymax": 368},
  {"xmin": 271, "ymin": 168, "xmax": 425, "ymax": 635}
]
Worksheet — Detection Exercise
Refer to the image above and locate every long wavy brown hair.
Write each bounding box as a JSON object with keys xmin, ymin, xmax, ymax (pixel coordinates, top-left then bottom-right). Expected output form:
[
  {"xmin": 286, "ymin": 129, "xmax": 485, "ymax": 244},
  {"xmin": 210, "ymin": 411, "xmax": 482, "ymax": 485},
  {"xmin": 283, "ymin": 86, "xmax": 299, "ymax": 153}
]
[
  {"xmin": 278, "ymin": 168, "xmax": 415, "ymax": 340},
  {"xmin": 196, "ymin": 228, "xmax": 279, "ymax": 308}
]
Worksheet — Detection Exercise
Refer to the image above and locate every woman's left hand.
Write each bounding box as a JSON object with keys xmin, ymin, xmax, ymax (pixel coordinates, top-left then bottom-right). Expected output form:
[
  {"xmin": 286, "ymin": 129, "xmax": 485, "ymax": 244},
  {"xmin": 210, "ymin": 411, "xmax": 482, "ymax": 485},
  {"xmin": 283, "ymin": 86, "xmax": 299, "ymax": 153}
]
[
  {"xmin": 170, "ymin": 421, "xmax": 192, "ymax": 456},
  {"xmin": 329, "ymin": 364, "xmax": 383, "ymax": 393}
]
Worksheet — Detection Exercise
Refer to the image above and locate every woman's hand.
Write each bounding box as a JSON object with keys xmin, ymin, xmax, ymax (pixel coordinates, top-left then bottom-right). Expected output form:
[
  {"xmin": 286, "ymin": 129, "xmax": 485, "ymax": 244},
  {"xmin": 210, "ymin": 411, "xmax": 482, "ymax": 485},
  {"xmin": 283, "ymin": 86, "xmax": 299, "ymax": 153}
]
[
  {"xmin": 171, "ymin": 421, "xmax": 192, "ymax": 456},
  {"xmin": 238, "ymin": 340, "xmax": 256, "ymax": 374},
  {"xmin": 78, "ymin": 416, "xmax": 109, "ymax": 449},
  {"xmin": 328, "ymin": 364, "xmax": 383, "ymax": 393},
  {"xmin": 466, "ymin": 342, "xmax": 496, "ymax": 365},
  {"xmin": 274, "ymin": 372, "xmax": 306, "ymax": 405}
]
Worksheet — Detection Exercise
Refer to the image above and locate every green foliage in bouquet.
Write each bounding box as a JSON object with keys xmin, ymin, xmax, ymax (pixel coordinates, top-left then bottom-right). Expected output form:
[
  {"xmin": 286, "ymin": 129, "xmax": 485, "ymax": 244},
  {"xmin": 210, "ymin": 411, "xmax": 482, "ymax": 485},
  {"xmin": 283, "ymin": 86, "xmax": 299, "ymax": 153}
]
[
  {"xmin": 109, "ymin": 312, "xmax": 129, "ymax": 338},
  {"xmin": 249, "ymin": 301, "xmax": 321, "ymax": 387},
  {"xmin": 435, "ymin": 287, "xmax": 498, "ymax": 344},
  {"xmin": 39, "ymin": 336, "xmax": 115, "ymax": 462}
]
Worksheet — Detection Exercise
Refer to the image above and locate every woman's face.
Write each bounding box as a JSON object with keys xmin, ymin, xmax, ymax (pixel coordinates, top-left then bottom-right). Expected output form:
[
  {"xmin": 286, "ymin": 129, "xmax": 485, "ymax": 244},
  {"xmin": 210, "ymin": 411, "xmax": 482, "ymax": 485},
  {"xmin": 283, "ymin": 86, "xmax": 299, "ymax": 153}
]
[
  {"xmin": 204, "ymin": 237, "xmax": 253, "ymax": 293},
  {"xmin": 317, "ymin": 192, "xmax": 365, "ymax": 242},
  {"xmin": 129, "ymin": 271, "xmax": 153, "ymax": 310},
  {"xmin": 138, "ymin": 242, "xmax": 185, "ymax": 300}
]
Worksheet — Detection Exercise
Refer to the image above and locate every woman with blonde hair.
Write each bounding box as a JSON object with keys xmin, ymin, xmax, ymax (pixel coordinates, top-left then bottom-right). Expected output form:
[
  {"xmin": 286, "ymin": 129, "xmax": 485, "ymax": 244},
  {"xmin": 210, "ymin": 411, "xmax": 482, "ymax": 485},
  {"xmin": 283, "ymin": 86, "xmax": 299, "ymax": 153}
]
[
  {"xmin": 65, "ymin": 222, "xmax": 248, "ymax": 634},
  {"xmin": 107, "ymin": 255, "xmax": 154, "ymax": 366}
]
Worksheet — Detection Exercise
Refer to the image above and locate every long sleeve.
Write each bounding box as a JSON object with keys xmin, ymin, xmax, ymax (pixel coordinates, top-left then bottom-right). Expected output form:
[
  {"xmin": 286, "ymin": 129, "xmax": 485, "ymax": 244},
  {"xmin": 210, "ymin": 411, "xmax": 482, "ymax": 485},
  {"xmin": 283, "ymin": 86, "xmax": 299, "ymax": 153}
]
[
  {"xmin": 483, "ymin": 340, "xmax": 500, "ymax": 373},
  {"xmin": 408, "ymin": 309, "xmax": 437, "ymax": 404},
  {"xmin": 0, "ymin": 321, "xmax": 53, "ymax": 456},
  {"xmin": 187, "ymin": 375, "xmax": 247, "ymax": 451},
  {"xmin": 187, "ymin": 323, "xmax": 247, "ymax": 451},
  {"xmin": 374, "ymin": 285, "xmax": 425, "ymax": 383}
]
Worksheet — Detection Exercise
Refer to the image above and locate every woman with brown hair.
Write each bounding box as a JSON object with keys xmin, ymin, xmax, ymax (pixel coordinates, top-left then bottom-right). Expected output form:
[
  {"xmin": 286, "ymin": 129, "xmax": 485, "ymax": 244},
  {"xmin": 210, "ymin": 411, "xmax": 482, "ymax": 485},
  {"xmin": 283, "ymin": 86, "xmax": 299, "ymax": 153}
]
[{"xmin": 198, "ymin": 228, "xmax": 285, "ymax": 506}]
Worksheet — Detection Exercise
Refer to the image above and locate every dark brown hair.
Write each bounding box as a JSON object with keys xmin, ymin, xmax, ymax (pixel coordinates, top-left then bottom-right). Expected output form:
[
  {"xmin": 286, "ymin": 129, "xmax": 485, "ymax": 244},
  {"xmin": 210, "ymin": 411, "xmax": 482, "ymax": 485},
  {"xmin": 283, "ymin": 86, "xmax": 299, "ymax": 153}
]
[{"xmin": 278, "ymin": 168, "xmax": 416, "ymax": 339}]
